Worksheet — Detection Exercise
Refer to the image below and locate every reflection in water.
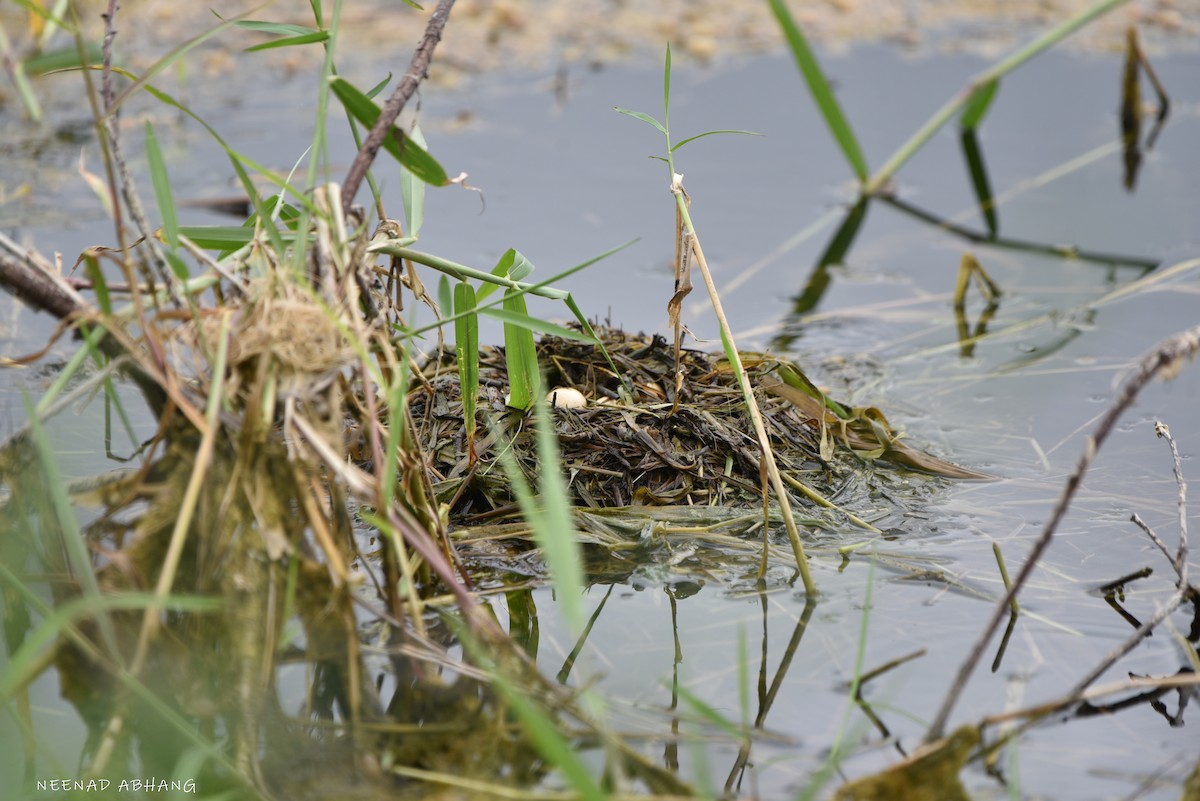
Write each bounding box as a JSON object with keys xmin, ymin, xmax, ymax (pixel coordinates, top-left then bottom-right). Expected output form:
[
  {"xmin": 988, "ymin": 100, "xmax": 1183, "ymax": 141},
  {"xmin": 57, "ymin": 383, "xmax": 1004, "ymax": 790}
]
[
  {"xmin": 878, "ymin": 194, "xmax": 1158, "ymax": 272},
  {"xmin": 3, "ymin": 430, "xmax": 575, "ymax": 798},
  {"xmin": 781, "ymin": 198, "xmax": 870, "ymax": 339},
  {"xmin": 1120, "ymin": 26, "xmax": 1170, "ymax": 192},
  {"xmin": 775, "ymin": 118, "xmax": 1162, "ymax": 352},
  {"xmin": 6, "ymin": 392, "xmax": 1200, "ymax": 799},
  {"xmin": 952, "ymin": 252, "xmax": 1003, "ymax": 360},
  {"xmin": 555, "ymin": 584, "xmax": 611, "ymax": 684},
  {"xmin": 724, "ymin": 595, "xmax": 817, "ymax": 795}
]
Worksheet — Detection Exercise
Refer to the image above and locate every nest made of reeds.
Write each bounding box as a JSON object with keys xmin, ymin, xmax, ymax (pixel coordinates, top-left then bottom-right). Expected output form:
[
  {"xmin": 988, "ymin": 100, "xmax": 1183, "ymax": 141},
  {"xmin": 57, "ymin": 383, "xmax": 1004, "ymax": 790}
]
[{"xmin": 410, "ymin": 327, "xmax": 881, "ymax": 527}]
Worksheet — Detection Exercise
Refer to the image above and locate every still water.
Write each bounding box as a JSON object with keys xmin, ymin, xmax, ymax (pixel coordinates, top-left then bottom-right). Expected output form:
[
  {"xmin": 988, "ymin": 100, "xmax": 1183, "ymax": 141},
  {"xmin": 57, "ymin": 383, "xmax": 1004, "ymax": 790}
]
[{"xmin": 2, "ymin": 24, "xmax": 1199, "ymax": 801}]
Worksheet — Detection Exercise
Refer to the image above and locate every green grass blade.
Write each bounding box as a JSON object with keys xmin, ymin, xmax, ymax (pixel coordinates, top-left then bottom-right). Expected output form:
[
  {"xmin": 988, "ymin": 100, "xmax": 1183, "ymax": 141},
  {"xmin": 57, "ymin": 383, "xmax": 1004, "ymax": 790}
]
[
  {"xmin": 245, "ymin": 30, "xmax": 329, "ymax": 52},
  {"xmin": 491, "ymin": 389, "xmax": 586, "ymax": 634},
  {"xmin": 400, "ymin": 124, "xmax": 429, "ymax": 238},
  {"xmin": 9, "ymin": 0, "xmax": 69, "ymax": 28},
  {"xmin": 505, "ymin": 251, "xmax": 534, "ymax": 282},
  {"xmin": 663, "ymin": 42, "xmax": 672, "ymax": 129},
  {"xmin": 164, "ymin": 250, "xmax": 190, "ymax": 282},
  {"xmin": 139, "ymin": 80, "xmax": 301, "ymax": 257},
  {"xmin": 671, "ymin": 129, "xmax": 763, "ymax": 153},
  {"xmin": 0, "ymin": 588, "xmax": 220, "ymax": 702},
  {"xmin": 0, "ymin": 20, "xmax": 42, "ymax": 121},
  {"xmin": 456, "ymin": 627, "xmax": 602, "ymax": 801},
  {"xmin": 400, "ymin": 239, "xmax": 637, "ymax": 338},
  {"xmin": 960, "ymin": 130, "xmax": 998, "ymax": 238},
  {"xmin": 11, "ymin": 62, "xmax": 43, "ymax": 121},
  {"xmin": 109, "ymin": 8, "xmax": 256, "ymax": 116},
  {"xmin": 982, "ymin": 0, "xmax": 1130, "ymax": 83},
  {"xmin": 865, "ymin": 0, "xmax": 1131, "ymax": 194},
  {"xmin": 675, "ymin": 683, "xmax": 746, "ymax": 741},
  {"xmin": 365, "ymin": 73, "xmax": 392, "ymax": 99},
  {"xmin": 501, "ymin": 683, "xmax": 603, "ymax": 801},
  {"xmin": 292, "ymin": 0, "xmax": 341, "ymax": 277},
  {"xmin": 81, "ymin": 254, "xmax": 111, "ymax": 315},
  {"xmin": 475, "ymin": 248, "xmax": 534, "ymax": 303},
  {"xmin": 613, "ymin": 107, "xmax": 668, "ymax": 136},
  {"xmin": 328, "ymin": 77, "xmax": 449, "ymax": 186},
  {"xmin": 0, "ymin": 561, "xmax": 241, "ymax": 779},
  {"xmin": 437, "ymin": 275, "xmax": 452, "ymax": 319},
  {"xmin": 21, "ymin": 42, "xmax": 102, "ymax": 74},
  {"xmin": 19, "ymin": 391, "xmax": 122, "ymax": 660},
  {"xmin": 144, "ymin": 121, "xmax": 179, "ymax": 248},
  {"xmin": 37, "ymin": 0, "xmax": 72, "ymax": 45},
  {"xmin": 480, "ymin": 307, "xmax": 596, "ymax": 342},
  {"xmin": 177, "ymin": 225, "xmax": 301, "ymax": 250},
  {"xmin": 34, "ymin": 326, "xmax": 108, "ymax": 417},
  {"xmin": 562, "ymin": 295, "xmax": 622, "ymax": 382},
  {"xmin": 380, "ymin": 364, "xmax": 410, "ymax": 504},
  {"xmin": 234, "ymin": 20, "xmax": 318, "ymax": 36},
  {"xmin": 454, "ymin": 282, "xmax": 479, "ymax": 440},
  {"xmin": 502, "ymin": 290, "xmax": 538, "ymax": 410},
  {"xmin": 768, "ymin": 0, "xmax": 869, "ymax": 181},
  {"xmin": 960, "ymin": 78, "xmax": 1000, "ymax": 130}
]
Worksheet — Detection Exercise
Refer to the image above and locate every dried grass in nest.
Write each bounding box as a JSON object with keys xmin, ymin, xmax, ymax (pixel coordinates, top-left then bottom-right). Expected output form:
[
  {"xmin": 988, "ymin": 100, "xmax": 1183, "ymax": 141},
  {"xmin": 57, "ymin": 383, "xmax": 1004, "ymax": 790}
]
[
  {"xmin": 410, "ymin": 327, "xmax": 857, "ymax": 524},
  {"xmin": 185, "ymin": 291, "xmax": 357, "ymax": 387}
]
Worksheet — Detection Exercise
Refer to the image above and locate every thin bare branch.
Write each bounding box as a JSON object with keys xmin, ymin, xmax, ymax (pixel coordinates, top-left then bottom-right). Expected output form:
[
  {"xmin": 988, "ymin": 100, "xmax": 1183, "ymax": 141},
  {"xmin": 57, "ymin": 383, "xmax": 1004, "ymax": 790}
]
[
  {"xmin": 0, "ymin": 233, "xmax": 89, "ymax": 318},
  {"xmin": 1154, "ymin": 421, "xmax": 1189, "ymax": 587},
  {"xmin": 99, "ymin": 0, "xmax": 178, "ymax": 305},
  {"xmin": 925, "ymin": 323, "xmax": 1200, "ymax": 743},
  {"xmin": 340, "ymin": 0, "xmax": 456, "ymax": 216},
  {"xmin": 1130, "ymin": 512, "xmax": 1177, "ymax": 576},
  {"xmin": 1067, "ymin": 588, "xmax": 1189, "ymax": 699},
  {"xmin": 981, "ymin": 672, "xmax": 1200, "ymax": 728}
]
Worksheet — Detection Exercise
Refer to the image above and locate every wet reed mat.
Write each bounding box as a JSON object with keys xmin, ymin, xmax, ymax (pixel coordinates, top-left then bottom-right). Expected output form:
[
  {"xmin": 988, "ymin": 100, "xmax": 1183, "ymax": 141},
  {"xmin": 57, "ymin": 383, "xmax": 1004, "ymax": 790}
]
[{"xmin": 406, "ymin": 327, "xmax": 985, "ymax": 546}]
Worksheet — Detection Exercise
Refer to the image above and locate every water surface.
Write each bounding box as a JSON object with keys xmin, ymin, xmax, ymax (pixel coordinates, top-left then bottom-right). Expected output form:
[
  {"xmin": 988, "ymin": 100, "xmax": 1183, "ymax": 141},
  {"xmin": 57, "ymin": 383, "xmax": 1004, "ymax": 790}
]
[{"xmin": 2, "ymin": 30, "xmax": 1199, "ymax": 801}]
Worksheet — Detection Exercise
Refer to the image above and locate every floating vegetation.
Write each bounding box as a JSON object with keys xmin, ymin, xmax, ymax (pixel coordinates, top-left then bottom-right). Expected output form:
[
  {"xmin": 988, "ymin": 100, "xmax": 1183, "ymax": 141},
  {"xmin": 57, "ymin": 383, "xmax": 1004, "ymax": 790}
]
[{"xmin": 416, "ymin": 326, "xmax": 981, "ymax": 521}]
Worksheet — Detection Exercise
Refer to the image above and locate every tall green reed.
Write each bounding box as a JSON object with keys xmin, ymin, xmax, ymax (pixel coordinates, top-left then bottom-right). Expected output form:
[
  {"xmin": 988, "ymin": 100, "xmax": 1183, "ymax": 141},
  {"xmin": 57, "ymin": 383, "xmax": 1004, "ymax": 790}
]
[{"xmin": 769, "ymin": 0, "xmax": 1134, "ymax": 195}]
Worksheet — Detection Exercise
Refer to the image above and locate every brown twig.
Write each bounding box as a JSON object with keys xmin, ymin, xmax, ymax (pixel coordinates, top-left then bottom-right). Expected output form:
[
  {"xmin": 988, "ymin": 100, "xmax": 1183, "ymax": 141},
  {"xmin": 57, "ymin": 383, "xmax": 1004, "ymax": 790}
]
[
  {"xmin": 0, "ymin": 234, "xmax": 170, "ymax": 413},
  {"xmin": 925, "ymin": 324, "xmax": 1200, "ymax": 743},
  {"xmin": 1130, "ymin": 512, "xmax": 1176, "ymax": 573},
  {"xmin": 0, "ymin": 233, "xmax": 88, "ymax": 319},
  {"xmin": 101, "ymin": 0, "xmax": 118, "ymax": 113},
  {"xmin": 98, "ymin": 0, "xmax": 179, "ymax": 307},
  {"xmin": 981, "ymin": 672, "xmax": 1200, "ymax": 728},
  {"xmin": 1067, "ymin": 587, "xmax": 1189, "ymax": 701},
  {"xmin": 340, "ymin": 0, "xmax": 456, "ymax": 217},
  {"xmin": 1068, "ymin": 421, "xmax": 1193, "ymax": 697},
  {"xmin": 1155, "ymin": 421, "xmax": 1190, "ymax": 587}
]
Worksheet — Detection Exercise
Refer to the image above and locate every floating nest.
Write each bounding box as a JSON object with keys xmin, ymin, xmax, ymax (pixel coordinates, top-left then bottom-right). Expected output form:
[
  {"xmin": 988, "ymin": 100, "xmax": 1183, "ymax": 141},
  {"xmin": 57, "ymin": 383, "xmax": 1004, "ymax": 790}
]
[{"xmin": 407, "ymin": 326, "xmax": 984, "ymax": 534}]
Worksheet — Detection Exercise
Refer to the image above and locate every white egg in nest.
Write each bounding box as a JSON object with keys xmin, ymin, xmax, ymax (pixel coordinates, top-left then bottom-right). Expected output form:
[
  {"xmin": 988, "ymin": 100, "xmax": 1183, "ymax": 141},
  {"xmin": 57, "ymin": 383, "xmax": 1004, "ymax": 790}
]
[{"xmin": 546, "ymin": 386, "xmax": 587, "ymax": 408}]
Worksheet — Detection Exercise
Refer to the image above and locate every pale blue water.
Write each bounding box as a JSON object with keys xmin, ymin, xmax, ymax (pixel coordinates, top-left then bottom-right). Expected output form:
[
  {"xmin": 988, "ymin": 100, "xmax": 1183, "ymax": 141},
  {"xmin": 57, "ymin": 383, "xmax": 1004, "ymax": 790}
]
[{"xmin": 2, "ymin": 35, "xmax": 1199, "ymax": 801}]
